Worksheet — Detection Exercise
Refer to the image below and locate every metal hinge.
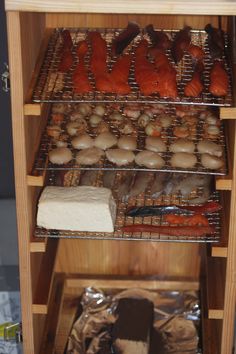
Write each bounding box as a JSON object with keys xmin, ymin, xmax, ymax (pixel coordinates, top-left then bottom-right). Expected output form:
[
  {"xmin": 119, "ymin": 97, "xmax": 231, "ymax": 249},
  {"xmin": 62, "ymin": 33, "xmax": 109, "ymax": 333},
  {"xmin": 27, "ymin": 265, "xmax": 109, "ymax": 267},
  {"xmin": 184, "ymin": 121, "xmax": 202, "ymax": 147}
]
[
  {"xmin": 1, "ymin": 63, "xmax": 10, "ymax": 93},
  {"xmin": 0, "ymin": 322, "xmax": 22, "ymax": 343}
]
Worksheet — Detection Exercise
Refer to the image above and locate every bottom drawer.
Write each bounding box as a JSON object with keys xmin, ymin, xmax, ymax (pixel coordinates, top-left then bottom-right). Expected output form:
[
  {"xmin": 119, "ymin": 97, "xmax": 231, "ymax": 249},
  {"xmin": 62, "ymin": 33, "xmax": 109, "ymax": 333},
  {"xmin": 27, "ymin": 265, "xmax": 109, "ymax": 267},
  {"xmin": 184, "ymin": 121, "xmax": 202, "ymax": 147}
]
[{"xmin": 38, "ymin": 274, "xmax": 207, "ymax": 354}]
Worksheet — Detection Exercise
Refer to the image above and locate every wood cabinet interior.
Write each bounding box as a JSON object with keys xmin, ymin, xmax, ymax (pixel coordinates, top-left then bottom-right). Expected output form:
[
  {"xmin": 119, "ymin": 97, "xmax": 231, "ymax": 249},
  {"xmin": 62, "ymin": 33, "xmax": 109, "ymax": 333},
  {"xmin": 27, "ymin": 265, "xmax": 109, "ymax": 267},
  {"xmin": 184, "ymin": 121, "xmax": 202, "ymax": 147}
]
[{"xmin": 5, "ymin": 9, "xmax": 236, "ymax": 354}]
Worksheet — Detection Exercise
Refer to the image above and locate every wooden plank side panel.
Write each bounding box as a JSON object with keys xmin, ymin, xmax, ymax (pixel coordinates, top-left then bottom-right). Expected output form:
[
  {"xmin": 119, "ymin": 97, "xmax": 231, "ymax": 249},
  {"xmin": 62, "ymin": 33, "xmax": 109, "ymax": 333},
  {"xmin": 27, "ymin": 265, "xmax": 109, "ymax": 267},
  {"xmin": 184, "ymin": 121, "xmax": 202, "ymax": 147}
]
[
  {"xmin": 5, "ymin": 0, "xmax": 236, "ymax": 16},
  {"xmin": 6, "ymin": 11, "xmax": 35, "ymax": 354},
  {"xmin": 46, "ymin": 13, "xmax": 227, "ymax": 30},
  {"xmin": 55, "ymin": 240, "xmax": 200, "ymax": 280},
  {"xmin": 221, "ymin": 128, "xmax": 236, "ymax": 352}
]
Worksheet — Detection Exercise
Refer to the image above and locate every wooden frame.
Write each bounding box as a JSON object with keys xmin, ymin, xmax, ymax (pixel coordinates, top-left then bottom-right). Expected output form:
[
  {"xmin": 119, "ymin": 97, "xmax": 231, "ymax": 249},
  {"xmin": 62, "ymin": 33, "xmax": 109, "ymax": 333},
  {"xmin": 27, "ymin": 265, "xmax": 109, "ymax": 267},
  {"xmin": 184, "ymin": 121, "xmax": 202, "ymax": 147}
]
[{"xmin": 5, "ymin": 5, "xmax": 236, "ymax": 354}]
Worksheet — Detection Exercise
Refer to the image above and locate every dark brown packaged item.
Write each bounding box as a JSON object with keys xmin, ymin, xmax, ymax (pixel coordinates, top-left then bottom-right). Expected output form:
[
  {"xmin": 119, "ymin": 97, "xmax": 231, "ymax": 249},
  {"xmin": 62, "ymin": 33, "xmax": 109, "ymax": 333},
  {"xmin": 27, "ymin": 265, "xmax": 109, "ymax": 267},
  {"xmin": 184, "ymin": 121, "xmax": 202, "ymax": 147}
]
[{"xmin": 112, "ymin": 298, "xmax": 154, "ymax": 354}]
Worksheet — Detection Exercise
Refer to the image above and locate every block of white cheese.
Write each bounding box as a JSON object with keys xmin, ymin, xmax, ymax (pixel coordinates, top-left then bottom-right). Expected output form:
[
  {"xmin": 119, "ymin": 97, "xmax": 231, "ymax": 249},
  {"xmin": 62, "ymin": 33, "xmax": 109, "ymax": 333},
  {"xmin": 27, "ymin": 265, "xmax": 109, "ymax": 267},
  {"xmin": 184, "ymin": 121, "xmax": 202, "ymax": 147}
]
[{"xmin": 37, "ymin": 186, "xmax": 117, "ymax": 232}]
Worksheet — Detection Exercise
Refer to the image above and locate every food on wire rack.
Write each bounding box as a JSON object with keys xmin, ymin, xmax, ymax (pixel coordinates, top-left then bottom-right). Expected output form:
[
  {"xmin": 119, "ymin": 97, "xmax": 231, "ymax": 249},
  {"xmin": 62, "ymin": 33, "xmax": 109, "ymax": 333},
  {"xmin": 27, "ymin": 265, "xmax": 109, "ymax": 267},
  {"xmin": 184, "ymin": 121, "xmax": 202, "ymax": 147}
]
[
  {"xmin": 205, "ymin": 24, "xmax": 225, "ymax": 59},
  {"xmin": 116, "ymin": 171, "xmax": 134, "ymax": 201},
  {"xmin": 58, "ymin": 30, "xmax": 73, "ymax": 72},
  {"xmin": 200, "ymin": 153, "xmax": 224, "ymax": 170},
  {"xmin": 128, "ymin": 172, "xmax": 152, "ymax": 198},
  {"xmin": 111, "ymin": 22, "xmax": 140, "ymax": 55},
  {"xmin": 146, "ymin": 24, "xmax": 172, "ymax": 52},
  {"xmin": 145, "ymin": 136, "xmax": 167, "ymax": 153},
  {"xmin": 75, "ymin": 147, "xmax": 104, "ymax": 165},
  {"xmin": 164, "ymin": 213, "xmax": 209, "ymax": 226},
  {"xmin": 187, "ymin": 43, "xmax": 205, "ymax": 60},
  {"xmin": 184, "ymin": 61, "xmax": 204, "ymax": 97},
  {"xmin": 89, "ymin": 113, "xmax": 103, "ymax": 127},
  {"xmin": 66, "ymin": 119, "xmax": 88, "ymax": 136},
  {"xmin": 117, "ymin": 136, "xmax": 137, "ymax": 151},
  {"xmin": 94, "ymin": 132, "xmax": 118, "ymax": 150},
  {"xmin": 121, "ymin": 224, "xmax": 215, "ymax": 236},
  {"xmin": 134, "ymin": 39, "xmax": 159, "ymax": 95},
  {"xmin": 170, "ymin": 152, "xmax": 197, "ymax": 168},
  {"xmin": 106, "ymin": 149, "xmax": 135, "ymax": 166},
  {"xmin": 154, "ymin": 51, "xmax": 178, "ymax": 98},
  {"xmin": 169, "ymin": 138, "xmax": 195, "ymax": 153},
  {"xmin": 73, "ymin": 40, "xmax": 92, "ymax": 93},
  {"xmin": 125, "ymin": 201, "xmax": 221, "ymax": 217},
  {"xmin": 171, "ymin": 26, "xmax": 192, "ymax": 63},
  {"xmin": 79, "ymin": 170, "xmax": 98, "ymax": 186},
  {"xmin": 48, "ymin": 147, "xmax": 73, "ymax": 165},
  {"xmin": 102, "ymin": 170, "xmax": 117, "ymax": 189},
  {"xmin": 209, "ymin": 60, "xmax": 229, "ymax": 97},
  {"xmin": 135, "ymin": 150, "xmax": 165, "ymax": 169},
  {"xmin": 37, "ymin": 186, "xmax": 117, "ymax": 232},
  {"xmin": 197, "ymin": 140, "xmax": 223, "ymax": 157},
  {"xmin": 71, "ymin": 133, "xmax": 94, "ymax": 150},
  {"xmin": 110, "ymin": 54, "xmax": 132, "ymax": 94}
]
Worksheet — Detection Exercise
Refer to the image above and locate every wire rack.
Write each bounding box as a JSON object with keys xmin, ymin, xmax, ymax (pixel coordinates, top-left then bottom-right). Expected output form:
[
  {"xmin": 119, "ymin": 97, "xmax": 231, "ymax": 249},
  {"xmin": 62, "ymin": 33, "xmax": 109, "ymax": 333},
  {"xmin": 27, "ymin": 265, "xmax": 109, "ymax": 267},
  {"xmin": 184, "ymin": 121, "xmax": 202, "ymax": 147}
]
[
  {"xmin": 33, "ymin": 104, "xmax": 228, "ymax": 176},
  {"xmin": 34, "ymin": 170, "xmax": 221, "ymax": 242},
  {"xmin": 32, "ymin": 28, "xmax": 233, "ymax": 106}
]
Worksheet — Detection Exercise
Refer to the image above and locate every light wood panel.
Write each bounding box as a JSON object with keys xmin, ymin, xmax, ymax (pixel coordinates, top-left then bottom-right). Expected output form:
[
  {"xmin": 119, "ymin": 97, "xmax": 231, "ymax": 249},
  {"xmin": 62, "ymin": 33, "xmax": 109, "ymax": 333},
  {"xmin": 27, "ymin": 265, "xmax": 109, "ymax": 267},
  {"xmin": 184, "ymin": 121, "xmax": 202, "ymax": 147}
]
[
  {"xmin": 55, "ymin": 239, "xmax": 201, "ymax": 280},
  {"xmin": 5, "ymin": 0, "xmax": 236, "ymax": 16},
  {"xmin": 66, "ymin": 276, "xmax": 199, "ymax": 290},
  {"xmin": 221, "ymin": 128, "xmax": 236, "ymax": 352},
  {"xmin": 6, "ymin": 11, "xmax": 36, "ymax": 354},
  {"xmin": 46, "ymin": 13, "xmax": 227, "ymax": 30}
]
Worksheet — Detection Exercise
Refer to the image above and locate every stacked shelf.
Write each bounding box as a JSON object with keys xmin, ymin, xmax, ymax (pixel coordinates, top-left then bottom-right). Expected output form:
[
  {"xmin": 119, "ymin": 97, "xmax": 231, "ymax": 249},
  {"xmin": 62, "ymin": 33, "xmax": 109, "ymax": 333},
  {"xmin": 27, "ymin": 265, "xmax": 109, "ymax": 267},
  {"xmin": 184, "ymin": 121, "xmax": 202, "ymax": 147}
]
[{"xmin": 6, "ymin": 9, "xmax": 236, "ymax": 354}]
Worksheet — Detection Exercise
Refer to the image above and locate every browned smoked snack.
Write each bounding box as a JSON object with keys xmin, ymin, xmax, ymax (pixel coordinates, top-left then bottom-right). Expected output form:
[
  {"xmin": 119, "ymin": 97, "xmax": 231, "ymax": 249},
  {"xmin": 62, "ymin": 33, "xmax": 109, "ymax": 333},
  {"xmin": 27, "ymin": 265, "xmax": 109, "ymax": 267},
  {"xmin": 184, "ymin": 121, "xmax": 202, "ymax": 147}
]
[
  {"xmin": 205, "ymin": 24, "xmax": 225, "ymax": 59},
  {"xmin": 146, "ymin": 24, "xmax": 171, "ymax": 51},
  {"xmin": 171, "ymin": 26, "xmax": 192, "ymax": 63},
  {"xmin": 209, "ymin": 60, "xmax": 229, "ymax": 97},
  {"xmin": 112, "ymin": 22, "xmax": 140, "ymax": 55},
  {"xmin": 73, "ymin": 40, "xmax": 92, "ymax": 93},
  {"xmin": 134, "ymin": 39, "xmax": 159, "ymax": 95},
  {"xmin": 184, "ymin": 61, "xmax": 204, "ymax": 97}
]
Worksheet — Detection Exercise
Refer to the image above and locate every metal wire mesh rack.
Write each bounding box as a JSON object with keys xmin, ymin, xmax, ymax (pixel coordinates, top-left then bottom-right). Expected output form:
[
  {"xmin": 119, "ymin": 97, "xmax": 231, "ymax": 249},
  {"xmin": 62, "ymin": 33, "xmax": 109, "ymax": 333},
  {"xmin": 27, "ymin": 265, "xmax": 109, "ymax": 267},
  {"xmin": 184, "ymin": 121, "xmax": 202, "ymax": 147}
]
[
  {"xmin": 31, "ymin": 27, "xmax": 233, "ymax": 106},
  {"xmin": 34, "ymin": 170, "xmax": 222, "ymax": 243},
  {"xmin": 32, "ymin": 104, "xmax": 228, "ymax": 176}
]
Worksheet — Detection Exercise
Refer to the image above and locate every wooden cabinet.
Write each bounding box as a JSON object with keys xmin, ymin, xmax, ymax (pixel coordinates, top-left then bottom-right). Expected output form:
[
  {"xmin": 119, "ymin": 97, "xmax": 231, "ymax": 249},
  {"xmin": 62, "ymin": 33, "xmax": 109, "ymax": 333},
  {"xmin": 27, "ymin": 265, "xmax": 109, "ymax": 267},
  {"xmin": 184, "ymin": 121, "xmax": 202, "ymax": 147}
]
[{"xmin": 4, "ymin": 1, "xmax": 236, "ymax": 353}]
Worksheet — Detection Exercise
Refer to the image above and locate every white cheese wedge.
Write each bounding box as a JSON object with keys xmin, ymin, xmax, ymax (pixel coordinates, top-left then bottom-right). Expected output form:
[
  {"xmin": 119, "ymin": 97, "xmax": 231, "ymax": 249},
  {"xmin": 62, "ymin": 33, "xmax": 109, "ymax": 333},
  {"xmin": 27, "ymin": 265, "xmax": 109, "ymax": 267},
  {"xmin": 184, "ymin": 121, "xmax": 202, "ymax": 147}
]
[{"xmin": 37, "ymin": 186, "xmax": 117, "ymax": 232}]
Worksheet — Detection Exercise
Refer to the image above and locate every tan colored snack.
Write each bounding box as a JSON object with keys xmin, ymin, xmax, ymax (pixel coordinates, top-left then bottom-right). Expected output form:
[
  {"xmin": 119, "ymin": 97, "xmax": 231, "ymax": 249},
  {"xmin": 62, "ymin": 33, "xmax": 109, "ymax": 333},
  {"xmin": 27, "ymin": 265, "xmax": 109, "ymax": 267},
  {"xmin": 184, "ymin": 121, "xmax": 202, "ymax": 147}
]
[
  {"xmin": 135, "ymin": 150, "xmax": 165, "ymax": 169},
  {"xmin": 117, "ymin": 136, "xmax": 137, "ymax": 151},
  {"xmin": 169, "ymin": 139, "xmax": 195, "ymax": 153},
  {"xmin": 46, "ymin": 125, "xmax": 62, "ymax": 139},
  {"xmin": 201, "ymin": 153, "xmax": 224, "ymax": 170},
  {"xmin": 94, "ymin": 132, "xmax": 118, "ymax": 150},
  {"xmin": 145, "ymin": 136, "xmax": 167, "ymax": 152},
  {"xmin": 49, "ymin": 147, "xmax": 73, "ymax": 165},
  {"xmin": 75, "ymin": 147, "xmax": 104, "ymax": 165},
  {"xmin": 71, "ymin": 133, "xmax": 94, "ymax": 150},
  {"xmin": 170, "ymin": 152, "xmax": 197, "ymax": 168},
  {"xmin": 197, "ymin": 140, "xmax": 223, "ymax": 157},
  {"xmin": 66, "ymin": 119, "xmax": 88, "ymax": 136},
  {"xmin": 106, "ymin": 149, "xmax": 135, "ymax": 166}
]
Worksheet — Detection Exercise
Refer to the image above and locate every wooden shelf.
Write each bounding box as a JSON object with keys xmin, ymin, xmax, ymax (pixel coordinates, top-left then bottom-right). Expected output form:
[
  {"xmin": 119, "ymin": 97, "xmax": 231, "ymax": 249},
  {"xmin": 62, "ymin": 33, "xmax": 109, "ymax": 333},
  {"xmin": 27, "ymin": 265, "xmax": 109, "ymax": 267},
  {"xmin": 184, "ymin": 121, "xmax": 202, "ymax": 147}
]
[
  {"xmin": 24, "ymin": 103, "xmax": 41, "ymax": 116},
  {"xmin": 30, "ymin": 235, "xmax": 47, "ymax": 253},
  {"xmin": 66, "ymin": 276, "xmax": 199, "ymax": 291},
  {"xmin": 215, "ymin": 176, "xmax": 232, "ymax": 191},
  {"xmin": 220, "ymin": 107, "xmax": 236, "ymax": 120},
  {"xmin": 27, "ymin": 173, "xmax": 46, "ymax": 187},
  {"xmin": 5, "ymin": 0, "xmax": 236, "ymax": 15}
]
